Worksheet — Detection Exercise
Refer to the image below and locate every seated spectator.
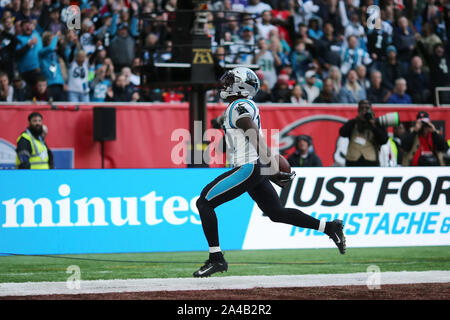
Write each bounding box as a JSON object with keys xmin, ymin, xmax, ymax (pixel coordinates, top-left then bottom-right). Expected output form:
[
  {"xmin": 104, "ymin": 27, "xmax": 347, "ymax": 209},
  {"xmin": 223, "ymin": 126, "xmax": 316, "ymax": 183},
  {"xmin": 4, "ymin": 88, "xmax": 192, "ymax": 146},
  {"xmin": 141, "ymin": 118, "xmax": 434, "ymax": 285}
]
[
  {"xmin": 108, "ymin": 22, "xmax": 136, "ymax": 71},
  {"xmin": 0, "ymin": 14, "xmax": 18, "ymax": 78},
  {"xmin": 415, "ymin": 22, "xmax": 442, "ymax": 59},
  {"xmin": 32, "ymin": 76, "xmax": 49, "ymax": 101},
  {"xmin": 401, "ymin": 111, "xmax": 448, "ymax": 166},
  {"xmin": 290, "ymin": 84, "xmax": 307, "ymax": 104},
  {"xmin": 302, "ymin": 70, "xmax": 320, "ymax": 103},
  {"xmin": 256, "ymin": 10, "xmax": 277, "ymax": 40},
  {"xmin": 314, "ymin": 77, "xmax": 340, "ymax": 103},
  {"xmin": 47, "ymin": 4, "xmax": 64, "ymax": 35},
  {"xmin": 233, "ymin": 25, "xmax": 256, "ymax": 65},
  {"xmin": 316, "ymin": 22, "xmax": 342, "ymax": 74},
  {"xmin": 287, "ymin": 135, "xmax": 322, "ymax": 167},
  {"xmin": 356, "ymin": 65, "xmax": 370, "ymax": 91},
  {"xmin": 339, "ymin": 69, "xmax": 366, "ymax": 103},
  {"xmin": 79, "ymin": 18, "xmax": 97, "ymax": 56},
  {"xmin": 406, "ymin": 56, "xmax": 431, "ymax": 104},
  {"xmin": 15, "ymin": 0, "xmax": 39, "ymax": 23},
  {"xmin": 387, "ymin": 78, "xmax": 412, "ymax": 104},
  {"xmin": 90, "ymin": 65, "xmax": 112, "ymax": 102},
  {"xmin": 15, "ymin": 19, "xmax": 42, "ymax": 87},
  {"xmin": 103, "ymin": 57, "xmax": 116, "ymax": 83},
  {"xmin": 11, "ymin": 72, "xmax": 32, "ymax": 101},
  {"xmin": 393, "ymin": 16, "xmax": 416, "ymax": 70},
  {"xmin": 119, "ymin": 66, "xmax": 136, "ymax": 91},
  {"xmin": 39, "ymin": 32, "xmax": 65, "ymax": 101},
  {"xmin": 271, "ymin": 74, "xmax": 291, "ymax": 103},
  {"xmin": 131, "ymin": 90, "xmax": 141, "ymax": 102},
  {"xmin": 290, "ymin": 39, "xmax": 312, "ymax": 82},
  {"xmin": 367, "ymin": 70, "xmax": 390, "ymax": 104},
  {"xmin": 130, "ymin": 57, "xmax": 142, "ymax": 86},
  {"xmin": 340, "ymin": 35, "xmax": 372, "ymax": 76},
  {"xmin": 253, "ymin": 79, "xmax": 273, "ymax": 103},
  {"xmin": 377, "ymin": 45, "xmax": 408, "ymax": 91},
  {"xmin": 253, "ymin": 38, "xmax": 280, "ymax": 90},
  {"xmin": 366, "ymin": 26, "xmax": 390, "ymax": 64},
  {"xmin": 245, "ymin": 0, "xmax": 272, "ymax": 16},
  {"xmin": 269, "ymin": 33, "xmax": 290, "ymax": 67},
  {"xmin": 0, "ymin": 72, "xmax": 13, "ymax": 101},
  {"xmin": 295, "ymin": 23, "xmax": 315, "ymax": 50},
  {"xmin": 307, "ymin": 17, "xmax": 323, "ymax": 41},
  {"xmin": 342, "ymin": 10, "xmax": 366, "ymax": 49},
  {"xmin": 328, "ymin": 66, "xmax": 342, "ymax": 93},
  {"xmin": 417, "ymin": 42, "xmax": 450, "ymax": 105},
  {"xmin": 67, "ymin": 50, "xmax": 90, "ymax": 102},
  {"xmin": 106, "ymin": 73, "xmax": 134, "ymax": 102},
  {"xmin": 63, "ymin": 29, "xmax": 81, "ymax": 65}
]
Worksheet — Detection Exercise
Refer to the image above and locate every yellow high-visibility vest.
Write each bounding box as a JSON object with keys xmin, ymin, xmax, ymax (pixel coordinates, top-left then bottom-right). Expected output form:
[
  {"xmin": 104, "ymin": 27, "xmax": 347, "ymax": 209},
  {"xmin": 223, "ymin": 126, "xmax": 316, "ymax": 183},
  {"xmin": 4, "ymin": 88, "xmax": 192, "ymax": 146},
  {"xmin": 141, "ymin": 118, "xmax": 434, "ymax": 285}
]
[{"xmin": 15, "ymin": 130, "xmax": 50, "ymax": 169}]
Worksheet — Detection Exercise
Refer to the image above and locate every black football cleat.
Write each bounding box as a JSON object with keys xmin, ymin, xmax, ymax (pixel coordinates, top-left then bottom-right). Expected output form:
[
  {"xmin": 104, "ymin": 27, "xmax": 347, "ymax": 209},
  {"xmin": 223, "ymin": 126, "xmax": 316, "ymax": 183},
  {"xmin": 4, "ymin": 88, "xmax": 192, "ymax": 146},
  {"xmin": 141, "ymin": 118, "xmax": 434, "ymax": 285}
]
[
  {"xmin": 193, "ymin": 258, "xmax": 228, "ymax": 278},
  {"xmin": 327, "ymin": 219, "xmax": 346, "ymax": 254}
]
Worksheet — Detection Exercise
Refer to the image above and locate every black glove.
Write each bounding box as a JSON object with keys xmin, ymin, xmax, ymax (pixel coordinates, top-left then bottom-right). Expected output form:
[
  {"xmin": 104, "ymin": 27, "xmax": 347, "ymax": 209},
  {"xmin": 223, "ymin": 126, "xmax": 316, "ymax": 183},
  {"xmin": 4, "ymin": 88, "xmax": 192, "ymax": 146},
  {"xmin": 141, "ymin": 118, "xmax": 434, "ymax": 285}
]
[{"xmin": 269, "ymin": 171, "xmax": 296, "ymax": 188}]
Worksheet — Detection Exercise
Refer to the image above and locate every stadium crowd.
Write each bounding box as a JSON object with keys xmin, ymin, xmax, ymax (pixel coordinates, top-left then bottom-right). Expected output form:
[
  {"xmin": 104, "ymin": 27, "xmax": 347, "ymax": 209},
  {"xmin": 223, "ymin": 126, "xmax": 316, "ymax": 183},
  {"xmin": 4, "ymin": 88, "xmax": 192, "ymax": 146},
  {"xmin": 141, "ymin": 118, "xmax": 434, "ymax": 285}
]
[{"xmin": 0, "ymin": 0, "xmax": 449, "ymax": 105}]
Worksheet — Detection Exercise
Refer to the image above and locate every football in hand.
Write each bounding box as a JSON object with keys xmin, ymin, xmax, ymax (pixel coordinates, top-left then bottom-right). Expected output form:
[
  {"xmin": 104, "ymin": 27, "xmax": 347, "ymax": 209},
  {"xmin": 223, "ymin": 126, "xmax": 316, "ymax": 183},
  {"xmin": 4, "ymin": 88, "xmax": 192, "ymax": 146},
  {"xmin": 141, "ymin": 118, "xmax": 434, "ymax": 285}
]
[{"xmin": 277, "ymin": 154, "xmax": 291, "ymax": 173}]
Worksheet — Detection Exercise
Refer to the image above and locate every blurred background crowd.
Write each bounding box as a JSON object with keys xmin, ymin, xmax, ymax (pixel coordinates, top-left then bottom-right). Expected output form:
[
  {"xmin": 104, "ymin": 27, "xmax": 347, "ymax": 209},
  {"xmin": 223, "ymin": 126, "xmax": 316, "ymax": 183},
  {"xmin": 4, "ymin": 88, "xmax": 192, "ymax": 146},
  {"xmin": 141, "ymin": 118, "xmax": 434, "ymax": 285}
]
[{"xmin": 0, "ymin": 0, "xmax": 449, "ymax": 105}]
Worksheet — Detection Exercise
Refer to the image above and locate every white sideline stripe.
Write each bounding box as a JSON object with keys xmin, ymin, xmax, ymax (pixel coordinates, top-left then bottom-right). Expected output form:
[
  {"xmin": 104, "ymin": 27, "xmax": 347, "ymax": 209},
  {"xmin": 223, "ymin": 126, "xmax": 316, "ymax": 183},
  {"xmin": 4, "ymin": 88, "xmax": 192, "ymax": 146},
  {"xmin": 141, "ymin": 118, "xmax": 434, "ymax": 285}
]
[{"xmin": 0, "ymin": 271, "xmax": 449, "ymax": 297}]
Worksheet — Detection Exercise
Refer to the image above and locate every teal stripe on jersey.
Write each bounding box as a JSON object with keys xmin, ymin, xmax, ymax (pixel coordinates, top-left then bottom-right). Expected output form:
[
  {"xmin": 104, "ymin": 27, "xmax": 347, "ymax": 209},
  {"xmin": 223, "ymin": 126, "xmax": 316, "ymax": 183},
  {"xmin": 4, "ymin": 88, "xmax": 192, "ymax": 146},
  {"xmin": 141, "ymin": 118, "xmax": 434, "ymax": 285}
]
[{"xmin": 205, "ymin": 162, "xmax": 255, "ymax": 201}]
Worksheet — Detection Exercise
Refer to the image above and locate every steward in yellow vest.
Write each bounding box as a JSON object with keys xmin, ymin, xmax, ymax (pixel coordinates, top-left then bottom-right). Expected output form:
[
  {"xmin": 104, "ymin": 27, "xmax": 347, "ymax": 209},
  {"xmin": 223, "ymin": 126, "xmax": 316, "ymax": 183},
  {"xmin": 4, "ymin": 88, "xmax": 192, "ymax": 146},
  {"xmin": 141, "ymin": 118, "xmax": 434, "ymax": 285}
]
[{"xmin": 16, "ymin": 112, "xmax": 53, "ymax": 169}]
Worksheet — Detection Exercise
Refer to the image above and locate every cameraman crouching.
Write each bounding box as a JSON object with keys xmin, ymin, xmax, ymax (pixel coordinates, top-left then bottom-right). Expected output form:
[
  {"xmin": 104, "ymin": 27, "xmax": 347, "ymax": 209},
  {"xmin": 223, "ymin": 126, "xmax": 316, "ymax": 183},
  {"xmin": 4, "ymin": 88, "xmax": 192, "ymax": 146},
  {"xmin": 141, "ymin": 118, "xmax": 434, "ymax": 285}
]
[
  {"xmin": 401, "ymin": 111, "xmax": 448, "ymax": 166},
  {"xmin": 339, "ymin": 99, "xmax": 388, "ymax": 166}
]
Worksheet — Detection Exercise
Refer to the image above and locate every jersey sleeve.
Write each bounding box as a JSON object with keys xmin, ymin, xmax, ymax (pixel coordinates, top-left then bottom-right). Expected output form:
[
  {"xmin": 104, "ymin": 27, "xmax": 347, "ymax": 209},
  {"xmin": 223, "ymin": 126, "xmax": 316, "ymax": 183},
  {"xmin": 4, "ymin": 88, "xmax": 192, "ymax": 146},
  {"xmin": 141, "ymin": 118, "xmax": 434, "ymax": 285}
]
[{"xmin": 229, "ymin": 100, "xmax": 257, "ymax": 128}]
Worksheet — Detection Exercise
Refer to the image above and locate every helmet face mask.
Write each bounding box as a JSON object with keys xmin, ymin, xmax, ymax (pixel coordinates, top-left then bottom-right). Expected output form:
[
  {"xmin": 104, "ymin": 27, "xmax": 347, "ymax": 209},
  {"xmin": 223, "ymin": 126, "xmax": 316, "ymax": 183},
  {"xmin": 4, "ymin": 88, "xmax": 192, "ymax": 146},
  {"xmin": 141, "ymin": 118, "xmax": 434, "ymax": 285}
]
[{"xmin": 219, "ymin": 67, "xmax": 260, "ymax": 100}]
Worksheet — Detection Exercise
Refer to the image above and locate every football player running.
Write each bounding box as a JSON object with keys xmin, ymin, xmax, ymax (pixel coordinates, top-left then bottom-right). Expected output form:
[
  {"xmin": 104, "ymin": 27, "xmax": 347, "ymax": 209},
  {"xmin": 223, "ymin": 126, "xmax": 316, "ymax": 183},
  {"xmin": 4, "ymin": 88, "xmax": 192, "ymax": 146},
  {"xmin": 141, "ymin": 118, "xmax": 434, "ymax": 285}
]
[{"xmin": 193, "ymin": 67, "xmax": 346, "ymax": 278}]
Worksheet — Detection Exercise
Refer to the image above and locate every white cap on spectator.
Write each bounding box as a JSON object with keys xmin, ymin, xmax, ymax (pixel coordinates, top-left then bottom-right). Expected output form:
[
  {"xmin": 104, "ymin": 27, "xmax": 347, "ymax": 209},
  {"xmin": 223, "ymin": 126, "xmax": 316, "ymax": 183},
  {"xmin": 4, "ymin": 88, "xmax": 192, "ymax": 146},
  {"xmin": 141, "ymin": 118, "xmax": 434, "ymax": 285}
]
[{"xmin": 305, "ymin": 70, "xmax": 316, "ymax": 78}]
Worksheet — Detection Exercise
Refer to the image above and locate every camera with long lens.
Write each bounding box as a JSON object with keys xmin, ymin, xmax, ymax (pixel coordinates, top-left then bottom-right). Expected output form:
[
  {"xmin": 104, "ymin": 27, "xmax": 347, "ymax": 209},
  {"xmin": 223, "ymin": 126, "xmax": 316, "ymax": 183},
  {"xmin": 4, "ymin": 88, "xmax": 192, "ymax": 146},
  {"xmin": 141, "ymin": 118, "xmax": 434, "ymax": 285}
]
[
  {"xmin": 211, "ymin": 114, "xmax": 225, "ymax": 129},
  {"xmin": 365, "ymin": 111, "xmax": 399, "ymax": 127}
]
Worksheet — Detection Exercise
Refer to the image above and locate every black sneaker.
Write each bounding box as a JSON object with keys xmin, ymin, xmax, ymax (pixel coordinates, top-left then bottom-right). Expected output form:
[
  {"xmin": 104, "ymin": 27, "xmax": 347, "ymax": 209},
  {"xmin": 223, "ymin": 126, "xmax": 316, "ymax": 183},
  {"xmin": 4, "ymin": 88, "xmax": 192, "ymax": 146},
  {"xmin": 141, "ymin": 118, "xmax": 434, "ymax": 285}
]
[
  {"xmin": 193, "ymin": 258, "xmax": 228, "ymax": 278},
  {"xmin": 327, "ymin": 219, "xmax": 346, "ymax": 254}
]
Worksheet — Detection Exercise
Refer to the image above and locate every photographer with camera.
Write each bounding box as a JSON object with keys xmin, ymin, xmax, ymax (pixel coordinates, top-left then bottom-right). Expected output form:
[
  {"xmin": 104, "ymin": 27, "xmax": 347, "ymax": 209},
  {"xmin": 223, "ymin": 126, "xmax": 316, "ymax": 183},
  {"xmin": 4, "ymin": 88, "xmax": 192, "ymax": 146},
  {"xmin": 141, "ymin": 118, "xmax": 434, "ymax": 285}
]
[
  {"xmin": 339, "ymin": 100, "xmax": 389, "ymax": 166},
  {"xmin": 401, "ymin": 111, "xmax": 448, "ymax": 166}
]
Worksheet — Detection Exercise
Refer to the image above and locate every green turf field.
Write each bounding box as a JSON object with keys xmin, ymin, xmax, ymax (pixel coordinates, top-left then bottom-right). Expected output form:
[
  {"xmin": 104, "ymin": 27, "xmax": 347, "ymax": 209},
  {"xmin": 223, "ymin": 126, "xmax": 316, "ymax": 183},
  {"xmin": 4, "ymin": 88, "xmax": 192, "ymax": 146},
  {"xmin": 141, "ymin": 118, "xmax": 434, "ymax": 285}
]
[{"xmin": 0, "ymin": 246, "xmax": 449, "ymax": 283}]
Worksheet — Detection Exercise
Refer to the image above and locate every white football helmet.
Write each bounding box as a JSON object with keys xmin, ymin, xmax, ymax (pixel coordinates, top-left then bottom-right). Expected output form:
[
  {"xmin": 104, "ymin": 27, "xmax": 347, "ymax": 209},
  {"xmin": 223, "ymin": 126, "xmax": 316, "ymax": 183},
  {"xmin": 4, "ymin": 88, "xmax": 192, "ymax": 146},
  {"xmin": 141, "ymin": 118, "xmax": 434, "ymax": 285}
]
[{"xmin": 219, "ymin": 67, "xmax": 260, "ymax": 100}]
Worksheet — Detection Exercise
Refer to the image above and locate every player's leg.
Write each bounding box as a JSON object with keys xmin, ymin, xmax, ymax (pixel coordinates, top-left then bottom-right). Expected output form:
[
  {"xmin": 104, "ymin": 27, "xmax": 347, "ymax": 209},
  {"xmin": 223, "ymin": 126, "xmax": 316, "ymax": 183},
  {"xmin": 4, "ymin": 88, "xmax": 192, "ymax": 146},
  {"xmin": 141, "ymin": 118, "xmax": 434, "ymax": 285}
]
[
  {"xmin": 194, "ymin": 161, "xmax": 263, "ymax": 277},
  {"xmin": 248, "ymin": 178, "xmax": 346, "ymax": 254}
]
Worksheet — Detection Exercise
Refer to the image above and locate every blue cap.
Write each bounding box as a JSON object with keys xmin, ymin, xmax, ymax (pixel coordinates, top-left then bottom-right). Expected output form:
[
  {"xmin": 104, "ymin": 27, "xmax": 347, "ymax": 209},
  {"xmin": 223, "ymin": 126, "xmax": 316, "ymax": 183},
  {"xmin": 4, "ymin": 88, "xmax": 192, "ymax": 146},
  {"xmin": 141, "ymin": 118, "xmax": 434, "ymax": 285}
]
[{"xmin": 386, "ymin": 45, "xmax": 397, "ymax": 54}]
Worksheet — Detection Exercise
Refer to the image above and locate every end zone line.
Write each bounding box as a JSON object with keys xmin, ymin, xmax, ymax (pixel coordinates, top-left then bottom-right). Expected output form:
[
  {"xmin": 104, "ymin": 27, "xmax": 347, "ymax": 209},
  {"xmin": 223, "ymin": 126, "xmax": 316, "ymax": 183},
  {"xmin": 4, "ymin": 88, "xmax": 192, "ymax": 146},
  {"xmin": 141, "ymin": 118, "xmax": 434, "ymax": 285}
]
[{"xmin": 0, "ymin": 271, "xmax": 449, "ymax": 297}]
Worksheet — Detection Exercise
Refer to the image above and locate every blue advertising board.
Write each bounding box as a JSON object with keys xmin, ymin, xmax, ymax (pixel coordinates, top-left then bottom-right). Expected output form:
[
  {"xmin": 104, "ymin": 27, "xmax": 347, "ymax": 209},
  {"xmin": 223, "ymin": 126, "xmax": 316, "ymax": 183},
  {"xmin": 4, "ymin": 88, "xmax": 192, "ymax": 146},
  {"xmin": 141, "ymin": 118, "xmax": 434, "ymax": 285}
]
[{"xmin": 1, "ymin": 167, "xmax": 449, "ymax": 255}]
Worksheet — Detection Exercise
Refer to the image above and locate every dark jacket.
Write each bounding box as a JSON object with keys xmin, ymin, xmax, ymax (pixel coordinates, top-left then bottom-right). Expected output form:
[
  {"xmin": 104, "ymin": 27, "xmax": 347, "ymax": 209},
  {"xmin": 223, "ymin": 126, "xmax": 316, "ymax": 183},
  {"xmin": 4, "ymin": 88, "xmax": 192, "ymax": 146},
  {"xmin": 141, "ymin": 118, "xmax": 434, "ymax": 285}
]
[
  {"xmin": 393, "ymin": 27, "xmax": 415, "ymax": 62},
  {"xmin": 288, "ymin": 150, "xmax": 323, "ymax": 167},
  {"xmin": 405, "ymin": 69, "xmax": 431, "ymax": 104},
  {"xmin": 367, "ymin": 86, "xmax": 389, "ymax": 103},
  {"xmin": 378, "ymin": 60, "xmax": 407, "ymax": 91},
  {"xmin": 313, "ymin": 91, "xmax": 340, "ymax": 103},
  {"xmin": 0, "ymin": 31, "xmax": 17, "ymax": 77}
]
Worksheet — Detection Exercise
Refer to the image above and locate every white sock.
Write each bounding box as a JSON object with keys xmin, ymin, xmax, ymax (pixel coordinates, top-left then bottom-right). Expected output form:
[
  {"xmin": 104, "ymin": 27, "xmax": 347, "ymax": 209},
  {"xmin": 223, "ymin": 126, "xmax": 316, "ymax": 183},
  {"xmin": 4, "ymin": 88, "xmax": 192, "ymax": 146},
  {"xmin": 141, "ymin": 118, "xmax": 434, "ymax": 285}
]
[
  {"xmin": 209, "ymin": 246, "xmax": 221, "ymax": 254},
  {"xmin": 318, "ymin": 219, "xmax": 327, "ymax": 233}
]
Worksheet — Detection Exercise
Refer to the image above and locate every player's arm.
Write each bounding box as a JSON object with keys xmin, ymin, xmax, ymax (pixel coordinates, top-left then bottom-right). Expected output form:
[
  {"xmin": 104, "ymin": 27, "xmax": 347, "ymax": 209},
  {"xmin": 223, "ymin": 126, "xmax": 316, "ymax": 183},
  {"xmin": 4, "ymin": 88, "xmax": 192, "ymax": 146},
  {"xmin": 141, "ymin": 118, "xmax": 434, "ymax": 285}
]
[
  {"xmin": 236, "ymin": 117, "xmax": 294, "ymax": 186},
  {"xmin": 236, "ymin": 116, "xmax": 274, "ymax": 165}
]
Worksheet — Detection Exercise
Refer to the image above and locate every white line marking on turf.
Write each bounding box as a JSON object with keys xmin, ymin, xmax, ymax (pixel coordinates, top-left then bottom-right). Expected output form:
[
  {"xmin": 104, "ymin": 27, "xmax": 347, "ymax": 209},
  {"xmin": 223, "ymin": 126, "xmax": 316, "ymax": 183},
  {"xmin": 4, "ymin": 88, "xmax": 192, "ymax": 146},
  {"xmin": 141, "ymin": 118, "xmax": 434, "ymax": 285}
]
[{"xmin": 0, "ymin": 271, "xmax": 449, "ymax": 297}]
